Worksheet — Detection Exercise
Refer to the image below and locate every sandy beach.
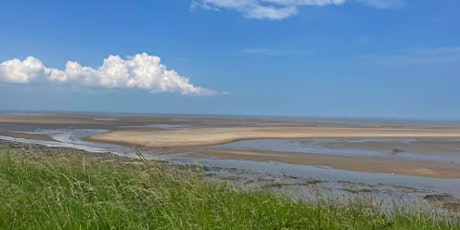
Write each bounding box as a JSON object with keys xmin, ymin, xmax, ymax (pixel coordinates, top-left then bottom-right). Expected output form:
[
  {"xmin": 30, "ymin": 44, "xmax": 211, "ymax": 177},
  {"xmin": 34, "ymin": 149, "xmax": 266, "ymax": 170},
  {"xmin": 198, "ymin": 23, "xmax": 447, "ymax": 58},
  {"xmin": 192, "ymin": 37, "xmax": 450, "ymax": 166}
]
[{"xmin": 87, "ymin": 126, "xmax": 460, "ymax": 148}]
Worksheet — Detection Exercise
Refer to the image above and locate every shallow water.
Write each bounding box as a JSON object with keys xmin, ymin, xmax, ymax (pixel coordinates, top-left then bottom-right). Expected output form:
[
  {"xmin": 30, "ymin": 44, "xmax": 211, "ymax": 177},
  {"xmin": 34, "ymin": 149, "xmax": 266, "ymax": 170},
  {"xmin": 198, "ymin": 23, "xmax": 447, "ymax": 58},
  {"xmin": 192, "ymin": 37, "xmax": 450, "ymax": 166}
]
[
  {"xmin": 0, "ymin": 135, "xmax": 109, "ymax": 153},
  {"xmin": 164, "ymin": 155, "xmax": 460, "ymax": 196},
  {"xmin": 2, "ymin": 129, "xmax": 136, "ymax": 155},
  {"xmin": 208, "ymin": 138, "xmax": 460, "ymax": 163},
  {"xmin": 161, "ymin": 155, "xmax": 460, "ymax": 213},
  {"xmin": 2, "ymin": 127, "xmax": 460, "ymax": 213},
  {"xmin": 119, "ymin": 124, "xmax": 194, "ymax": 129}
]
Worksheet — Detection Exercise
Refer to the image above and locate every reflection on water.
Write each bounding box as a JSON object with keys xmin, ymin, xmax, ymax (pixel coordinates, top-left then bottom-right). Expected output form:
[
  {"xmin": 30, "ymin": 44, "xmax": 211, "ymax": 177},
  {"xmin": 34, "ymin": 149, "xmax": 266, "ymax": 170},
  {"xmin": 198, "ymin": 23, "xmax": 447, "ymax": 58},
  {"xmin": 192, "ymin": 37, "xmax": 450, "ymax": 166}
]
[
  {"xmin": 119, "ymin": 124, "xmax": 194, "ymax": 129},
  {"xmin": 1, "ymin": 129, "xmax": 136, "ymax": 155},
  {"xmin": 166, "ymin": 156, "xmax": 460, "ymax": 196},
  {"xmin": 0, "ymin": 135, "xmax": 109, "ymax": 153},
  {"xmin": 2, "ymin": 128, "xmax": 460, "ymax": 211},
  {"xmin": 208, "ymin": 138, "xmax": 460, "ymax": 163}
]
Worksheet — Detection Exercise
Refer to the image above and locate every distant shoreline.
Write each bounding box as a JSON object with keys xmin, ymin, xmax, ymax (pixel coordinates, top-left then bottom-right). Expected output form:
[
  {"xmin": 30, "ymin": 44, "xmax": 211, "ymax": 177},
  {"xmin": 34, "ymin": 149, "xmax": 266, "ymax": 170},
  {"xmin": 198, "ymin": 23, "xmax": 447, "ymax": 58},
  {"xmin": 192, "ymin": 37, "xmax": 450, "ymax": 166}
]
[{"xmin": 1, "ymin": 110, "xmax": 459, "ymax": 126}]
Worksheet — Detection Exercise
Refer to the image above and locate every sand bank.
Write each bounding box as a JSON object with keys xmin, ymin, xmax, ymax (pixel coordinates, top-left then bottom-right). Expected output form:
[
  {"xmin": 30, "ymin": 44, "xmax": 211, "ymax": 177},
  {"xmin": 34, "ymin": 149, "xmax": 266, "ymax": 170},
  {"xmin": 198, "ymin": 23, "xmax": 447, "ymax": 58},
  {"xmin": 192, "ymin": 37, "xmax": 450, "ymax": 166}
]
[{"xmin": 87, "ymin": 127, "xmax": 460, "ymax": 148}]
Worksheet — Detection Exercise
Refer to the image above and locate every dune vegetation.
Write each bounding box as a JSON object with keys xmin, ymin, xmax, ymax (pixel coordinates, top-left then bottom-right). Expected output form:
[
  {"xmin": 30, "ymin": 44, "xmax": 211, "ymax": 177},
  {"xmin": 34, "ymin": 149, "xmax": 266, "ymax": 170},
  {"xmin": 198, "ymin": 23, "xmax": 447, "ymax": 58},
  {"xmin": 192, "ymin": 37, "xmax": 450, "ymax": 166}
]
[{"xmin": 0, "ymin": 142, "xmax": 458, "ymax": 229}]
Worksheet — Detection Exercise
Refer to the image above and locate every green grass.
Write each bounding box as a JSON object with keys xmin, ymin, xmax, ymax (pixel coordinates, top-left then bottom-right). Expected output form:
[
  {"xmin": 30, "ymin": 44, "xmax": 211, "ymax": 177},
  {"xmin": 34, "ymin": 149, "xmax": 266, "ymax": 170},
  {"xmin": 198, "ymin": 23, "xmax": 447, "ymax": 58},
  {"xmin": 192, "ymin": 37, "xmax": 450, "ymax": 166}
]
[{"xmin": 0, "ymin": 143, "xmax": 458, "ymax": 229}]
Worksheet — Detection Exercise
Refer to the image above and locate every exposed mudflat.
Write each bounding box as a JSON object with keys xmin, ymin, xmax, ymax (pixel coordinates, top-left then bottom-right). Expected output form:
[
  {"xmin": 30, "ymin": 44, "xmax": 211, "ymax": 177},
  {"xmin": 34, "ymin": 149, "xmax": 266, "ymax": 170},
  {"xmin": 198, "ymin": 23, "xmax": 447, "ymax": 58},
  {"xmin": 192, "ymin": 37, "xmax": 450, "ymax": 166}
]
[{"xmin": 1, "ymin": 113, "xmax": 459, "ymax": 215}]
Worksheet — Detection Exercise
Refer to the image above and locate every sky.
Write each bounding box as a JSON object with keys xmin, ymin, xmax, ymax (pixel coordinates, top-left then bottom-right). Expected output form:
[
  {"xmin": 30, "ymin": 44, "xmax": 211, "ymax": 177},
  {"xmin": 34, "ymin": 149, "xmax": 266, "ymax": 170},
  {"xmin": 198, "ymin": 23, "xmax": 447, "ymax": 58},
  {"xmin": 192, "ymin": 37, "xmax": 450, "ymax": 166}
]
[{"xmin": 0, "ymin": 0, "xmax": 459, "ymax": 120}]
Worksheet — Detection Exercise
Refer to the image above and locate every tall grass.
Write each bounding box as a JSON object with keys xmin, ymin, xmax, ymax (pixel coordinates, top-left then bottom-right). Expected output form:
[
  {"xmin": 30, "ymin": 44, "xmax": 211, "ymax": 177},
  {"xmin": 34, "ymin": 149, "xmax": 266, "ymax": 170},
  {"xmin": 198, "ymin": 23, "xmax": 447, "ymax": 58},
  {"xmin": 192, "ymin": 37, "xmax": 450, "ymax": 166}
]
[{"xmin": 0, "ymin": 143, "xmax": 457, "ymax": 229}]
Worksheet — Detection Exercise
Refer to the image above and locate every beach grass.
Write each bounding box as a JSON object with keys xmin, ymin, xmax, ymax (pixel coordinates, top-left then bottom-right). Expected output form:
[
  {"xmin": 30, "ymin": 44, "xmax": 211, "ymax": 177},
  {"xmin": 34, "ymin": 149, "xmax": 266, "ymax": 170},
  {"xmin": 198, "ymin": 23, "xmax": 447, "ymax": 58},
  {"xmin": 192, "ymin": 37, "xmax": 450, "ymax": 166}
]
[{"xmin": 0, "ymin": 142, "xmax": 458, "ymax": 229}]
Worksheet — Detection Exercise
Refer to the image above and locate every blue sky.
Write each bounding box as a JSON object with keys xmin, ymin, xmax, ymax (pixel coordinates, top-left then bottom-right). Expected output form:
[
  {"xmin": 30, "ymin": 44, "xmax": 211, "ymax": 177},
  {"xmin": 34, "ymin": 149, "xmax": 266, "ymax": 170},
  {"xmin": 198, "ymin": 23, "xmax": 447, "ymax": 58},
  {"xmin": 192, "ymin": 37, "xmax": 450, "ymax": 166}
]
[{"xmin": 0, "ymin": 0, "xmax": 459, "ymax": 120}]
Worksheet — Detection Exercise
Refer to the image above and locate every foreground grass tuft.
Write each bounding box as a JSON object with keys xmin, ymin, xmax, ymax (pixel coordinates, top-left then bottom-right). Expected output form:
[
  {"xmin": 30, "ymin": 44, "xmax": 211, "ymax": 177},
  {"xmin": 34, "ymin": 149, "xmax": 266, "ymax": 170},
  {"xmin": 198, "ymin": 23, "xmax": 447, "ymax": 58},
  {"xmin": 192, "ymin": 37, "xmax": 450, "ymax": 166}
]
[{"xmin": 0, "ymin": 143, "xmax": 458, "ymax": 229}]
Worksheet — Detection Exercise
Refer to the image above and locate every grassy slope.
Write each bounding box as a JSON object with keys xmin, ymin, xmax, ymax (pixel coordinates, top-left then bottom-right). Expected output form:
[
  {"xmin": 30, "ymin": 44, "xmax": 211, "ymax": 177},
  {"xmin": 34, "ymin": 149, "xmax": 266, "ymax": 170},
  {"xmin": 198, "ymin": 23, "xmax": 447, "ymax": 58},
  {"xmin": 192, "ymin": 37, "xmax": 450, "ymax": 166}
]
[{"xmin": 0, "ymin": 143, "xmax": 457, "ymax": 230}]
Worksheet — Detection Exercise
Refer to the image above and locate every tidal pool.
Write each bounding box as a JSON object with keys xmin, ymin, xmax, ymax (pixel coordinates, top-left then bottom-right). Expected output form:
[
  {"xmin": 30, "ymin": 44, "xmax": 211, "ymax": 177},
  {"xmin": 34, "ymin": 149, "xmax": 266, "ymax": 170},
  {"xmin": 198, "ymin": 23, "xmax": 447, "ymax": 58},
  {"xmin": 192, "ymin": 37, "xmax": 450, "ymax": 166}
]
[{"xmin": 207, "ymin": 138, "xmax": 460, "ymax": 164}]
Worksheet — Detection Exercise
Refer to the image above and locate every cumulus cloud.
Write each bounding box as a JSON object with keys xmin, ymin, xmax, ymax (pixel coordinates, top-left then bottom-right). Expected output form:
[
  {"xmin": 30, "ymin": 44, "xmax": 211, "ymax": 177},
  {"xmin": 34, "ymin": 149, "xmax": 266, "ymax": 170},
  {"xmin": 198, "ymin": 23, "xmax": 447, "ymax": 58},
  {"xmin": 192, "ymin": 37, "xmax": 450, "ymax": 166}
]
[
  {"xmin": 191, "ymin": 0, "xmax": 402, "ymax": 20},
  {"xmin": 0, "ymin": 53, "xmax": 216, "ymax": 95}
]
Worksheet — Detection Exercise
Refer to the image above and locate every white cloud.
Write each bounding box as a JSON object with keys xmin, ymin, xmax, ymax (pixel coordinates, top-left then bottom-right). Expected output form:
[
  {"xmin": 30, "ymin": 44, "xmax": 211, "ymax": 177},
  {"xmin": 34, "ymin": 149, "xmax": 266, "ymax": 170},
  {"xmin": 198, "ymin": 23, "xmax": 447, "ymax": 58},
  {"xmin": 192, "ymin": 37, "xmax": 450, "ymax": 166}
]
[
  {"xmin": 0, "ymin": 57, "xmax": 48, "ymax": 83},
  {"xmin": 192, "ymin": 0, "xmax": 402, "ymax": 20},
  {"xmin": 0, "ymin": 53, "xmax": 216, "ymax": 96},
  {"xmin": 192, "ymin": 0, "xmax": 344, "ymax": 20},
  {"xmin": 263, "ymin": 0, "xmax": 346, "ymax": 6},
  {"xmin": 246, "ymin": 5, "xmax": 299, "ymax": 20}
]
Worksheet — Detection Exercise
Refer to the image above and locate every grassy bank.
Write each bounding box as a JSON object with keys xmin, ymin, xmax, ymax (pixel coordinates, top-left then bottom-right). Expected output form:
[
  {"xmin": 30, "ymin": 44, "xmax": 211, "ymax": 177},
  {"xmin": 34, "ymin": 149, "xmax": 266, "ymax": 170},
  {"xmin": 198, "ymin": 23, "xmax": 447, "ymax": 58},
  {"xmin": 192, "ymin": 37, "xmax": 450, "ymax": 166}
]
[{"xmin": 0, "ymin": 143, "xmax": 457, "ymax": 229}]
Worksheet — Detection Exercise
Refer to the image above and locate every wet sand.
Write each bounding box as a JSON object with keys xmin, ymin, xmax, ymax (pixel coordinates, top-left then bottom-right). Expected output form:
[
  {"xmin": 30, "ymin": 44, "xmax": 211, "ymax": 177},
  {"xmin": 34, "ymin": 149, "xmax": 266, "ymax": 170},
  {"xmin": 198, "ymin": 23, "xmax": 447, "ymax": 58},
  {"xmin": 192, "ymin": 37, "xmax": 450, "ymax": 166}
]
[
  {"xmin": 192, "ymin": 149, "xmax": 460, "ymax": 179},
  {"xmin": 1, "ymin": 113, "xmax": 456, "ymax": 129},
  {"xmin": 2, "ymin": 113, "xmax": 460, "ymax": 179},
  {"xmin": 314, "ymin": 139, "xmax": 460, "ymax": 159},
  {"xmin": 0, "ymin": 113, "xmax": 308, "ymax": 127},
  {"xmin": 87, "ymin": 127, "xmax": 460, "ymax": 148},
  {"xmin": 0, "ymin": 131, "xmax": 55, "ymax": 142},
  {"xmin": 2, "ymin": 113, "xmax": 460, "ymax": 214}
]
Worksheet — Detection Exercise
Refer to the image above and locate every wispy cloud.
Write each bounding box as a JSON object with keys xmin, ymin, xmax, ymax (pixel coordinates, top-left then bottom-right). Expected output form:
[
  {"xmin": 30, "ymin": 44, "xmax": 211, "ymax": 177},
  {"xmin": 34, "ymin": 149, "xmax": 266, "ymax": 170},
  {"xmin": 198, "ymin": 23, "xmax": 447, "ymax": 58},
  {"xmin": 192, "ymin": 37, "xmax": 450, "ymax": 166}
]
[
  {"xmin": 356, "ymin": 46, "xmax": 460, "ymax": 74},
  {"xmin": 0, "ymin": 53, "xmax": 216, "ymax": 96},
  {"xmin": 357, "ymin": 46, "xmax": 460, "ymax": 62},
  {"xmin": 414, "ymin": 46, "xmax": 460, "ymax": 56},
  {"xmin": 357, "ymin": 0, "xmax": 404, "ymax": 9},
  {"xmin": 191, "ymin": 0, "xmax": 403, "ymax": 20}
]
